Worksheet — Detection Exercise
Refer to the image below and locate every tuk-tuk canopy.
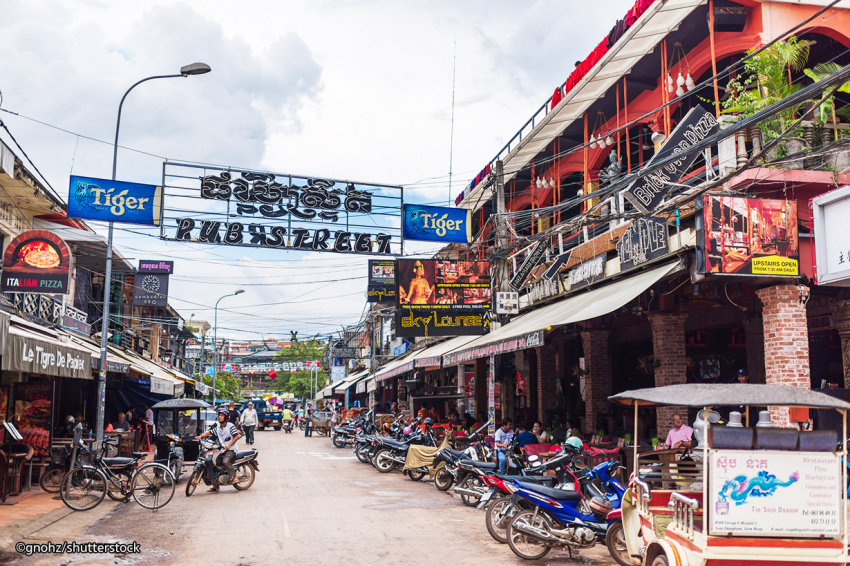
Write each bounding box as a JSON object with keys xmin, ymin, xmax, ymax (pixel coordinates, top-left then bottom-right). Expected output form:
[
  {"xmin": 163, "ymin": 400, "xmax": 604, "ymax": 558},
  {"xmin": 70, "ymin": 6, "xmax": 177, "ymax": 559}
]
[
  {"xmin": 610, "ymin": 383, "xmax": 850, "ymax": 410},
  {"xmin": 151, "ymin": 398, "xmax": 211, "ymax": 410}
]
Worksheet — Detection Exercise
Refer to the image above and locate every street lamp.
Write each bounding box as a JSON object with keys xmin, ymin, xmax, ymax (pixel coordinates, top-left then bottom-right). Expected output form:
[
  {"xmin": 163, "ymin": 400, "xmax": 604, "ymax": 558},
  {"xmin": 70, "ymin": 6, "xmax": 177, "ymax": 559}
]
[
  {"xmin": 212, "ymin": 289, "xmax": 244, "ymax": 404},
  {"xmin": 96, "ymin": 63, "xmax": 211, "ymax": 446}
]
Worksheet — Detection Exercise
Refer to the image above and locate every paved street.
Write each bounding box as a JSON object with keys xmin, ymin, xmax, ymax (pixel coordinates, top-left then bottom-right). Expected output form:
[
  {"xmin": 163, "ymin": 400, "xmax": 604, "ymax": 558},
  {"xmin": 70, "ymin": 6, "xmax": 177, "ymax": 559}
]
[{"xmin": 7, "ymin": 430, "xmax": 617, "ymax": 566}]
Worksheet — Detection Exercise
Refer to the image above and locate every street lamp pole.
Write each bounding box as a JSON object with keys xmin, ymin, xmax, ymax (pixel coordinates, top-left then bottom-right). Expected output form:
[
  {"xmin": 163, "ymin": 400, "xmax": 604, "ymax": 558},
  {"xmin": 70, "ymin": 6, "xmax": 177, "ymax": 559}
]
[
  {"xmin": 212, "ymin": 289, "xmax": 244, "ymax": 404},
  {"xmin": 96, "ymin": 63, "xmax": 211, "ymax": 445}
]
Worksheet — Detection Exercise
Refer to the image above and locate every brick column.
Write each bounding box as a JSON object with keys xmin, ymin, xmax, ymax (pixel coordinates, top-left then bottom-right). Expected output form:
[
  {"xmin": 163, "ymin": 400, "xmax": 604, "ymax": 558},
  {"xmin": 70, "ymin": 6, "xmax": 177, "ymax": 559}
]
[
  {"xmin": 830, "ymin": 300, "xmax": 850, "ymax": 389},
  {"xmin": 536, "ymin": 345, "xmax": 557, "ymax": 424},
  {"xmin": 648, "ymin": 312, "xmax": 689, "ymax": 439},
  {"xmin": 580, "ymin": 329, "xmax": 612, "ymax": 435},
  {"xmin": 756, "ymin": 285, "xmax": 810, "ymax": 427}
]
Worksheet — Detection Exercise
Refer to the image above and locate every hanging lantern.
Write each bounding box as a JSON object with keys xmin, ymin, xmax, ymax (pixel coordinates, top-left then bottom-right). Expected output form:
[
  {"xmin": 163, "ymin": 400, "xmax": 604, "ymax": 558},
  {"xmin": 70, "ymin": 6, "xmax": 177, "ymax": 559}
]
[
  {"xmin": 589, "ymin": 134, "xmax": 597, "ymax": 149},
  {"xmin": 676, "ymin": 84, "xmax": 685, "ymax": 97},
  {"xmin": 685, "ymin": 73, "xmax": 696, "ymax": 91},
  {"xmin": 605, "ymin": 135, "xmax": 614, "ymax": 147},
  {"xmin": 676, "ymin": 72, "xmax": 685, "ymax": 87},
  {"xmin": 667, "ymin": 73, "xmax": 674, "ymax": 93}
]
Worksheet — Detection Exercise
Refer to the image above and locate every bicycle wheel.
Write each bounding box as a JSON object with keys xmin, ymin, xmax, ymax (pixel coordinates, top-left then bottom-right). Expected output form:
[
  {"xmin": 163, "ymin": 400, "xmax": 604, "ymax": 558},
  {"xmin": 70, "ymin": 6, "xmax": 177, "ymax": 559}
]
[
  {"xmin": 60, "ymin": 467, "xmax": 107, "ymax": 511},
  {"xmin": 132, "ymin": 463, "xmax": 176, "ymax": 510},
  {"xmin": 39, "ymin": 465, "xmax": 65, "ymax": 493}
]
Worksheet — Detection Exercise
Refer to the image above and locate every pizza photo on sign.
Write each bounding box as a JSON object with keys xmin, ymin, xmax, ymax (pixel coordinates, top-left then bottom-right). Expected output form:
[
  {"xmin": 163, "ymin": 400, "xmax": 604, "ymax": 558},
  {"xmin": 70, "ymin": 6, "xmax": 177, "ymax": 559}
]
[{"xmin": 1, "ymin": 230, "xmax": 71, "ymax": 294}]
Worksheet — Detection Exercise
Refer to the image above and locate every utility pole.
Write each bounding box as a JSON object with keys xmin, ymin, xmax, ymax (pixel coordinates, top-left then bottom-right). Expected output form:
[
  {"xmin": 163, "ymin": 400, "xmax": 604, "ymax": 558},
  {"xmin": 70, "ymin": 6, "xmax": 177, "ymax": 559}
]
[{"xmin": 489, "ymin": 160, "xmax": 509, "ymax": 436}]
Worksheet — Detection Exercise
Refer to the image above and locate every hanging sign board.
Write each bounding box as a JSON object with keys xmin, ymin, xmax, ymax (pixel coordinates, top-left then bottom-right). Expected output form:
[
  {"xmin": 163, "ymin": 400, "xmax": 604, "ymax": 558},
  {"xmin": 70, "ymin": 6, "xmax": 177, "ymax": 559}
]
[
  {"xmin": 623, "ymin": 105, "xmax": 719, "ymax": 214},
  {"xmin": 696, "ymin": 196, "xmax": 799, "ymax": 277},
  {"xmin": 3, "ymin": 334, "xmax": 91, "ymax": 378},
  {"xmin": 708, "ymin": 449, "xmax": 841, "ymax": 537},
  {"xmin": 402, "ymin": 204, "xmax": 472, "ymax": 243},
  {"xmin": 811, "ymin": 185, "xmax": 850, "ymax": 286},
  {"xmin": 568, "ymin": 253, "xmax": 606, "ymax": 290},
  {"xmin": 395, "ymin": 259, "xmax": 491, "ymax": 337},
  {"xmin": 161, "ymin": 163, "xmax": 402, "ymax": 256},
  {"xmin": 617, "ymin": 217, "xmax": 669, "ymax": 271},
  {"xmin": 138, "ymin": 260, "xmax": 174, "ymax": 274},
  {"xmin": 510, "ymin": 239, "xmax": 551, "ymax": 290},
  {"xmin": 1, "ymin": 230, "xmax": 72, "ymax": 294},
  {"xmin": 367, "ymin": 259, "xmax": 396, "ymax": 303},
  {"xmin": 133, "ymin": 273, "xmax": 170, "ymax": 306},
  {"xmin": 68, "ymin": 176, "xmax": 162, "ymax": 225}
]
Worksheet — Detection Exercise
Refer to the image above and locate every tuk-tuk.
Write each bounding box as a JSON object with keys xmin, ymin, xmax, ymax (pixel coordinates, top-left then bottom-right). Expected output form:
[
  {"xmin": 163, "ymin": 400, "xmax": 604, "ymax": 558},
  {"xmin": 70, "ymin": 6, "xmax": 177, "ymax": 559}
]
[
  {"xmin": 610, "ymin": 383, "xmax": 849, "ymax": 566},
  {"xmin": 151, "ymin": 398, "xmax": 212, "ymax": 469}
]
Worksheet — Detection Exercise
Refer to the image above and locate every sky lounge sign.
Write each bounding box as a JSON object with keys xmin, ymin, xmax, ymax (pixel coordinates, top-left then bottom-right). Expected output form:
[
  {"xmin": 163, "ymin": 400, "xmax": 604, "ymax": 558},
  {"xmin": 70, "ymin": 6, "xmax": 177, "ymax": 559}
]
[{"xmin": 623, "ymin": 106, "xmax": 718, "ymax": 214}]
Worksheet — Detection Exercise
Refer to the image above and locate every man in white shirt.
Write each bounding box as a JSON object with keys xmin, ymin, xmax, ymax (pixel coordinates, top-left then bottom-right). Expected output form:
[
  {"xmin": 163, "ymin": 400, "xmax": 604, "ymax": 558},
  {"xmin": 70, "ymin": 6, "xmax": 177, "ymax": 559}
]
[
  {"xmin": 494, "ymin": 418, "xmax": 514, "ymax": 474},
  {"xmin": 196, "ymin": 409, "xmax": 241, "ymax": 491},
  {"xmin": 241, "ymin": 402, "xmax": 259, "ymax": 445}
]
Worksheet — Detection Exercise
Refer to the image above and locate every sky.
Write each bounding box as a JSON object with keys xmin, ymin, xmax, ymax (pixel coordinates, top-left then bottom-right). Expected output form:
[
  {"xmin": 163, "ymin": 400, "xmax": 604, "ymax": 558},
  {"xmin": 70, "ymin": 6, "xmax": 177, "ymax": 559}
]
[{"xmin": 0, "ymin": 0, "xmax": 635, "ymax": 341}]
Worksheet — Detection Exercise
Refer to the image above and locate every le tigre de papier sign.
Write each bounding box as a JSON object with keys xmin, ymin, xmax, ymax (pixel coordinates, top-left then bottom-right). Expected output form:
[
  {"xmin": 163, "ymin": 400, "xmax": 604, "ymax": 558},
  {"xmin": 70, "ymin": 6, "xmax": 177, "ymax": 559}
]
[
  {"xmin": 160, "ymin": 163, "xmax": 403, "ymax": 256},
  {"xmin": 68, "ymin": 176, "xmax": 162, "ymax": 225}
]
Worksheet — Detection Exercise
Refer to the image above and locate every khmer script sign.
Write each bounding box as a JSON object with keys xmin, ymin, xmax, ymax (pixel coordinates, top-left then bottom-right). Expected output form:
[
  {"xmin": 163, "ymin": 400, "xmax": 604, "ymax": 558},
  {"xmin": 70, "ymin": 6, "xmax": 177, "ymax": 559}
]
[{"xmin": 160, "ymin": 163, "xmax": 403, "ymax": 255}]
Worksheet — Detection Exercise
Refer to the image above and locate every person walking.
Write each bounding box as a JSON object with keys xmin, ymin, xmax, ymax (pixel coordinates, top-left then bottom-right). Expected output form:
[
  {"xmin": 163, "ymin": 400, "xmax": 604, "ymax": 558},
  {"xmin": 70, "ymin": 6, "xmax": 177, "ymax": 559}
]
[
  {"xmin": 241, "ymin": 402, "xmax": 258, "ymax": 445},
  {"xmin": 228, "ymin": 401, "xmax": 241, "ymax": 429}
]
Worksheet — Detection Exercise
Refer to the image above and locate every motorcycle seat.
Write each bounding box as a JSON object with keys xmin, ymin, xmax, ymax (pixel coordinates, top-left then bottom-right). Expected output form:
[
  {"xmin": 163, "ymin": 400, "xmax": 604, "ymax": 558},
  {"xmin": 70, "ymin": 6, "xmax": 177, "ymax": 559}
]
[
  {"xmin": 132, "ymin": 452, "xmax": 148, "ymax": 459},
  {"xmin": 101, "ymin": 456, "xmax": 136, "ymax": 468},
  {"xmin": 516, "ymin": 482, "xmax": 583, "ymax": 501},
  {"xmin": 235, "ymin": 450, "xmax": 256, "ymax": 459},
  {"xmin": 380, "ymin": 439, "xmax": 408, "ymax": 450},
  {"xmin": 494, "ymin": 473, "xmax": 551, "ymax": 483},
  {"xmin": 460, "ymin": 459, "xmax": 497, "ymax": 470},
  {"xmin": 443, "ymin": 448, "xmax": 468, "ymax": 458}
]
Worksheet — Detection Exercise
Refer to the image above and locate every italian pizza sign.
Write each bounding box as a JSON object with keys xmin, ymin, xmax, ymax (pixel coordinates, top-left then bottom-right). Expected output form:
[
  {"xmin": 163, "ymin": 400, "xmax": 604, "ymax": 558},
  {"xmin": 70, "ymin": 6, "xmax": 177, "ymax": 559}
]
[{"xmin": 709, "ymin": 450, "xmax": 841, "ymax": 537}]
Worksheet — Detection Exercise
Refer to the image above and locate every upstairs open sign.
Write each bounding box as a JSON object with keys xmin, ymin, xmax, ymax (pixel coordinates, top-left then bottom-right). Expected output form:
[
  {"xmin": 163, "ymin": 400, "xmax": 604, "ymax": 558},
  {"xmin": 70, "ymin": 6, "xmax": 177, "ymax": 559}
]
[{"xmin": 160, "ymin": 162, "xmax": 403, "ymax": 256}]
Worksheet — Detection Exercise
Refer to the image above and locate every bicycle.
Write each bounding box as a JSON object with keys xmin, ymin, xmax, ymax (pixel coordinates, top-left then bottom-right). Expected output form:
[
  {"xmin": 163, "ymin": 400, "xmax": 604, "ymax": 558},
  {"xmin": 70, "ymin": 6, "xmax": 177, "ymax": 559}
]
[{"xmin": 59, "ymin": 436, "xmax": 176, "ymax": 512}]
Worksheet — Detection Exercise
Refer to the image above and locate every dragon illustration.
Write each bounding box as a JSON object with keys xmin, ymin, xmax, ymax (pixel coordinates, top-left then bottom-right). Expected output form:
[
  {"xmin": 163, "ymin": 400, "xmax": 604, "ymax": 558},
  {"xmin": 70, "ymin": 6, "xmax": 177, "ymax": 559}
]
[{"xmin": 718, "ymin": 470, "xmax": 799, "ymax": 505}]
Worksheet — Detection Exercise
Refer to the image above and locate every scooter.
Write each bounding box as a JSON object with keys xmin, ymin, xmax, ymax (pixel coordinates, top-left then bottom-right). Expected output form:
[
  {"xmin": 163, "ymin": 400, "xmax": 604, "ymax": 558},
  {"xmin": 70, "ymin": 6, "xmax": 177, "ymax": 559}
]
[
  {"xmin": 185, "ymin": 436, "xmax": 260, "ymax": 496},
  {"xmin": 283, "ymin": 419, "xmax": 294, "ymax": 433}
]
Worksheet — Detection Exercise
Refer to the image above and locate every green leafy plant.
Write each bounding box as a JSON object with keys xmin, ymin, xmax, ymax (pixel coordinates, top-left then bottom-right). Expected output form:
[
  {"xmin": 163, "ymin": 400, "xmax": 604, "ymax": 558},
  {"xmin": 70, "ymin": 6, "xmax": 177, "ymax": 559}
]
[
  {"xmin": 803, "ymin": 62, "xmax": 850, "ymax": 141},
  {"xmin": 722, "ymin": 36, "xmax": 811, "ymax": 157}
]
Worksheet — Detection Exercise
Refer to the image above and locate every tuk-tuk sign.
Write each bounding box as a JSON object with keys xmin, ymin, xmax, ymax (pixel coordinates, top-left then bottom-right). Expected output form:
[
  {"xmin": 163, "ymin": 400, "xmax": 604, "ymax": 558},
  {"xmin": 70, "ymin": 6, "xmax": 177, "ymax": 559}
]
[{"xmin": 709, "ymin": 449, "xmax": 841, "ymax": 537}]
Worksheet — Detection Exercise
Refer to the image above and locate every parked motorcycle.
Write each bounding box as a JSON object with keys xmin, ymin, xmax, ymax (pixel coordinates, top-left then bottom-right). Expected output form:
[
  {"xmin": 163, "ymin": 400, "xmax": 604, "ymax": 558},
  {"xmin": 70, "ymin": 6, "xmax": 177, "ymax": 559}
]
[
  {"xmin": 451, "ymin": 436, "xmax": 543, "ymax": 506},
  {"xmin": 332, "ymin": 410, "xmax": 372, "ymax": 448},
  {"xmin": 372, "ymin": 424, "xmax": 437, "ymax": 473},
  {"xmin": 185, "ymin": 436, "xmax": 260, "ymax": 496},
  {"xmin": 505, "ymin": 457, "xmax": 627, "ymax": 560},
  {"xmin": 154, "ymin": 433, "xmax": 185, "ymax": 484},
  {"xmin": 432, "ymin": 422, "xmax": 493, "ymax": 491}
]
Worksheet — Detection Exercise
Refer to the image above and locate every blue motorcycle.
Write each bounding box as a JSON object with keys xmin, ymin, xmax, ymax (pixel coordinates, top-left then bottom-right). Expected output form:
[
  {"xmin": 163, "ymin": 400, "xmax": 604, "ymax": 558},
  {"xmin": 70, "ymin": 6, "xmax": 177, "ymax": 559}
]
[{"xmin": 505, "ymin": 458, "xmax": 627, "ymax": 560}]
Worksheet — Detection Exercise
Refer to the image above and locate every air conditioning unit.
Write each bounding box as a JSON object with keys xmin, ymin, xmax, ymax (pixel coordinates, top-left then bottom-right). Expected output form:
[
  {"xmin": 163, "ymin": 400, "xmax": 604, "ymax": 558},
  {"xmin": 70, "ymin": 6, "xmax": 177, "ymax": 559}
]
[{"xmin": 496, "ymin": 292, "xmax": 519, "ymax": 315}]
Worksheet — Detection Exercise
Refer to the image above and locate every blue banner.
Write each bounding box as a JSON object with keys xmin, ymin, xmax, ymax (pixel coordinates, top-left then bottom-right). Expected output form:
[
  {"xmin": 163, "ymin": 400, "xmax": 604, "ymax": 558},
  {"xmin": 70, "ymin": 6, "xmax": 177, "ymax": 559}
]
[
  {"xmin": 402, "ymin": 204, "xmax": 471, "ymax": 243},
  {"xmin": 68, "ymin": 176, "xmax": 162, "ymax": 225}
]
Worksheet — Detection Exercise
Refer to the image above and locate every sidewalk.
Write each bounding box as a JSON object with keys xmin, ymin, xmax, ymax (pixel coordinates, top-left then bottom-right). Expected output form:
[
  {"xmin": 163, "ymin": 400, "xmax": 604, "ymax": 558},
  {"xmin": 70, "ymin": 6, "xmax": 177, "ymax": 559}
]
[{"xmin": 0, "ymin": 489, "xmax": 74, "ymax": 556}]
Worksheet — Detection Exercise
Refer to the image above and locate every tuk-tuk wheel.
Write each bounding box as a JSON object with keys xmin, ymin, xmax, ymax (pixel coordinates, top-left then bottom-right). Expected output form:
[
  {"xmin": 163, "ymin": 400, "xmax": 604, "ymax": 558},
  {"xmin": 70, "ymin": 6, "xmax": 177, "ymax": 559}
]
[{"xmin": 650, "ymin": 557, "xmax": 667, "ymax": 566}]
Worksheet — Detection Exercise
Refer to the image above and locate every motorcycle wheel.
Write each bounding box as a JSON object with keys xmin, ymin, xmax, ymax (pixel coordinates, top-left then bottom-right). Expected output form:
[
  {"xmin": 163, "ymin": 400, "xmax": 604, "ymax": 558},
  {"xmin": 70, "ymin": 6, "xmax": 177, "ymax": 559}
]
[
  {"xmin": 332, "ymin": 434, "xmax": 347, "ymax": 449},
  {"xmin": 373, "ymin": 449, "xmax": 396, "ymax": 473},
  {"xmin": 233, "ymin": 464, "xmax": 256, "ymax": 490},
  {"xmin": 507, "ymin": 509, "xmax": 553, "ymax": 561},
  {"xmin": 407, "ymin": 468, "xmax": 427, "ymax": 482},
  {"xmin": 355, "ymin": 445, "xmax": 370, "ymax": 464},
  {"xmin": 606, "ymin": 520, "xmax": 632, "ymax": 566},
  {"xmin": 39, "ymin": 465, "xmax": 65, "ymax": 493},
  {"xmin": 486, "ymin": 497, "xmax": 530, "ymax": 544},
  {"xmin": 185, "ymin": 469, "xmax": 203, "ymax": 497},
  {"xmin": 459, "ymin": 475, "xmax": 484, "ymax": 507},
  {"xmin": 434, "ymin": 469, "xmax": 454, "ymax": 491}
]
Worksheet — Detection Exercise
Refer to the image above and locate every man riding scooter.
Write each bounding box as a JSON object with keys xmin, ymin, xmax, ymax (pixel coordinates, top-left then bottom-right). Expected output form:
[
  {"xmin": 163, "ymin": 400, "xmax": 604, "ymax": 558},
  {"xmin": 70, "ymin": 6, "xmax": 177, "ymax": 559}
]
[
  {"xmin": 196, "ymin": 408, "xmax": 241, "ymax": 492},
  {"xmin": 282, "ymin": 405, "xmax": 294, "ymax": 432}
]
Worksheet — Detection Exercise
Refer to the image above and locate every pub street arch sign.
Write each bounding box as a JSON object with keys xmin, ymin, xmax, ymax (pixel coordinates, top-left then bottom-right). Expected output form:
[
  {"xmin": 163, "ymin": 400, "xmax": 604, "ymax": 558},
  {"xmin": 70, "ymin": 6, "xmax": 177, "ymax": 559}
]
[{"xmin": 160, "ymin": 162, "xmax": 403, "ymax": 256}]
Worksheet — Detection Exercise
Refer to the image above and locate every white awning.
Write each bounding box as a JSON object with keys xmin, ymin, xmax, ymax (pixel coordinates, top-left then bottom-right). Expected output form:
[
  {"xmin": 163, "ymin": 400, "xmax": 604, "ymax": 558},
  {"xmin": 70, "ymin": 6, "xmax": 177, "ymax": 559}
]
[
  {"xmin": 366, "ymin": 378, "xmax": 377, "ymax": 393},
  {"xmin": 316, "ymin": 383, "xmax": 335, "ymax": 400},
  {"xmin": 356, "ymin": 376, "xmax": 371, "ymax": 395},
  {"xmin": 332, "ymin": 370, "xmax": 369, "ymax": 394},
  {"xmin": 412, "ymin": 335, "xmax": 481, "ymax": 368},
  {"xmin": 461, "ymin": 0, "xmax": 706, "ymax": 211},
  {"xmin": 444, "ymin": 260, "xmax": 682, "ymax": 365},
  {"xmin": 374, "ymin": 353, "xmax": 416, "ymax": 382},
  {"xmin": 118, "ymin": 351, "xmax": 183, "ymax": 397}
]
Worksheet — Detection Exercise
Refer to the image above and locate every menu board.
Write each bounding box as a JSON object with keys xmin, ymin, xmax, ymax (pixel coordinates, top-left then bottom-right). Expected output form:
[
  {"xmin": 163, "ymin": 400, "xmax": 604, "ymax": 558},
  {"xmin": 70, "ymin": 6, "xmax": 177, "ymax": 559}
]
[{"xmin": 709, "ymin": 449, "xmax": 841, "ymax": 537}]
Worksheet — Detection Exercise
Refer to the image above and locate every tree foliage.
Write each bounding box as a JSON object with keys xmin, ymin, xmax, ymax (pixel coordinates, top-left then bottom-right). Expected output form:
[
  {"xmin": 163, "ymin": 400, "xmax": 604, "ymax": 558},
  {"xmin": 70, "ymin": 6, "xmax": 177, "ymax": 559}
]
[
  {"xmin": 201, "ymin": 371, "xmax": 241, "ymax": 402},
  {"xmin": 273, "ymin": 338, "xmax": 328, "ymax": 397}
]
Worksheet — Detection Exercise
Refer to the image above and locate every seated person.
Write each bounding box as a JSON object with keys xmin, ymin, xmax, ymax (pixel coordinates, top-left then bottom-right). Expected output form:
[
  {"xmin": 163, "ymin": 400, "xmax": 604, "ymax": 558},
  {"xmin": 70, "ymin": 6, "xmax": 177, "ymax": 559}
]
[
  {"xmin": 463, "ymin": 412, "xmax": 476, "ymax": 430},
  {"xmin": 550, "ymin": 419, "xmax": 570, "ymax": 444},
  {"xmin": 515, "ymin": 424, "xmax": 539, "ymax": 448},
  {"xmin": 664, "ymin": 413, "xmax": 693, "ymax": 449},
  {"xmin": 448, "ymin": 411, "xmax": 462, "ymax": 428},
  {"xmin": 112, "ymin": 412, "xmax": 131, "ymax": 432}
]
